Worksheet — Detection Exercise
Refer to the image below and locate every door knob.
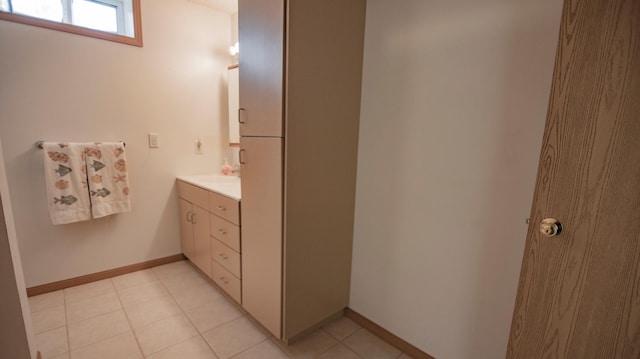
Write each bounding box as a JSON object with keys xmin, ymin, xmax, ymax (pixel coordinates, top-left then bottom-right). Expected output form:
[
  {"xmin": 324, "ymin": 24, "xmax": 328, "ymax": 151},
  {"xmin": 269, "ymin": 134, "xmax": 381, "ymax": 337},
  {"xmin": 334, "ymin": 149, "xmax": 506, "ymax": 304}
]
[{"xmin": 540, "ymin": 218, "xmax": 562, "ymax": 237}]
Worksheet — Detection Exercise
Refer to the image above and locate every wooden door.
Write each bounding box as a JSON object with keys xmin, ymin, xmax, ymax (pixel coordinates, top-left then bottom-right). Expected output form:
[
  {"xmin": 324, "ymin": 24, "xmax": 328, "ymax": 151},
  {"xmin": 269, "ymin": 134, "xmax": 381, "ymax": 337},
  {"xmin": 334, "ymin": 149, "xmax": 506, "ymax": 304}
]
[
  {"xmin": 239, "ymin": 137, "xmax": 283, "ymax": 338},
  {"xmin": 238, "ymin": 0, "xmax": 284, "ymax": 137},
  {"xmin": 178, "ymin": 199, "xmax": 194, "ymax": 260},
  {"xmin": 507, "ymin": 0, "xmax": 640, "ymax": 357}
]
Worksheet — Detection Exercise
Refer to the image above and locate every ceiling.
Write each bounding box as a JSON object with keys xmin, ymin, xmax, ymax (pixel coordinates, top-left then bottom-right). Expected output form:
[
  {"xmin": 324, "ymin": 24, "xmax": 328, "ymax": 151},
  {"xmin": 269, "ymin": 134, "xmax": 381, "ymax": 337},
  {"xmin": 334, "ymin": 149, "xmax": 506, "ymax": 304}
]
[{"xmin": 187, "ymin": 0, "xmax": 238, "ymax": 14}]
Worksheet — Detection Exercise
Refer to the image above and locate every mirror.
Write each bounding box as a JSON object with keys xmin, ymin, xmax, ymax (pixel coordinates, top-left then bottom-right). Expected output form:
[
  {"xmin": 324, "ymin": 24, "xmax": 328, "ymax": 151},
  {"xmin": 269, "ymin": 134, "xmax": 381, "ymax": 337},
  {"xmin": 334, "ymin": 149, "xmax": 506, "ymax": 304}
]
[
  {"xmin": 0, "ymin": 0, "xmax": 142, "ymax": 47},
  {"xmin": 227, "ymin": 11, "xmax": 239, "ymax": 146},
  {"xmin": 228, "ymin": 64, "xmax": 240, "ymax": 146}
]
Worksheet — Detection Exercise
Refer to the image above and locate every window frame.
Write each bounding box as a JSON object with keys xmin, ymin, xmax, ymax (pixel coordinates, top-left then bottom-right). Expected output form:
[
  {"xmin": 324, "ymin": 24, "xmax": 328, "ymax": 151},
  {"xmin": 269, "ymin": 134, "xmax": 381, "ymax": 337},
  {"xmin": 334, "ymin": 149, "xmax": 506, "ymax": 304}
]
[{"xmin": 0, "ymin": 0, "xmax": 142, "ymax": 47}]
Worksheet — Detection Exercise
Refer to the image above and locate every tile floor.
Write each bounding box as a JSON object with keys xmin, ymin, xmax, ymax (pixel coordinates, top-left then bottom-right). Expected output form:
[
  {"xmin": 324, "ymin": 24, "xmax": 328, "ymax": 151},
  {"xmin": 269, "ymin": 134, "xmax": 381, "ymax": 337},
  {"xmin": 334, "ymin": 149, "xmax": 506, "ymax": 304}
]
[{"xmin": 29, "ymin": 260, "xmax": 409, "ymax": 359}]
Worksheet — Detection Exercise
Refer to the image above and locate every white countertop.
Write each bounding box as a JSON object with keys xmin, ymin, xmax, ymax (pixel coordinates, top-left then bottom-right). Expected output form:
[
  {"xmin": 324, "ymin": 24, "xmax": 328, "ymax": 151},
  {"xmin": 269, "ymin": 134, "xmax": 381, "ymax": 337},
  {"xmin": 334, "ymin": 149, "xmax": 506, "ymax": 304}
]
[{"xmin": 176, "ymin": 174, "xmax": 241, "ymax": 201}]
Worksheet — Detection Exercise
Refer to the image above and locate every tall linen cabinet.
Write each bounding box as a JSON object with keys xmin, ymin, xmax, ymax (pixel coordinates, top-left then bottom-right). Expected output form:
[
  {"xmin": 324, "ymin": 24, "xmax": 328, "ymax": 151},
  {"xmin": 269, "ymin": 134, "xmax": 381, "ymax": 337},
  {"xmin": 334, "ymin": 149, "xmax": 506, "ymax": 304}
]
[{"xmin": 238, "ymin": 0, "xmax": 366, "ymax": 341}]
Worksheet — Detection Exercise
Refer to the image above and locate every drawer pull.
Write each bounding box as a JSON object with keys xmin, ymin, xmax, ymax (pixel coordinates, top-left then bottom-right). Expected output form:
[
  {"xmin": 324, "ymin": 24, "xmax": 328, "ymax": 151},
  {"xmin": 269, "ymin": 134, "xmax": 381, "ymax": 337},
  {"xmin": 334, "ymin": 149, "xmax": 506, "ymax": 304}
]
[
  {"xmin": 217, "ymin": 205, "xmax": 227, "ymax": 211},
  {"xmin": 191, "ymin": 212, "xmax": 197, "ymax": 224},
  {"xmin": 218, "ymin": 253, "xmax": 228, "ymax": 260},
  {"xmin": 217, "ymin": 229, "xmax": 227, "ymax": 235},
  {"xmin": 218, "ymin": 277, "xmax": 229, "ymax": 284},
  {"xmin": 186, "ymin": 211, "xmax": 193, "ymax": 222}
]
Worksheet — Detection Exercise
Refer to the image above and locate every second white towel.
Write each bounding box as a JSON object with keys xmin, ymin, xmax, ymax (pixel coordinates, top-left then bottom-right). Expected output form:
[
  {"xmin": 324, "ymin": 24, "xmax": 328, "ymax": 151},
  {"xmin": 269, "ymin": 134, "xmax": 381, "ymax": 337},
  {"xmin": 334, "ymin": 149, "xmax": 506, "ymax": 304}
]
[{"xmin": 84, "ymin": 142, "xmax": 131, "ymax": 219}]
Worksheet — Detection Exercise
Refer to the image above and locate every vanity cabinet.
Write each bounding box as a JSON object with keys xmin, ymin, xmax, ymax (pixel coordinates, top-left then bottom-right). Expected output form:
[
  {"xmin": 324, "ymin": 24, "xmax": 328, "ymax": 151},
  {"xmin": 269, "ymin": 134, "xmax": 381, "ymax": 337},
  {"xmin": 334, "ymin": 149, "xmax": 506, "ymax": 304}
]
[
  {"xmin": 208, "ymin": 191, "xmax": 242, "ymax": 303},
  {"xmin": 177, "ymin": 180, "xmax": 242, "ymax": 303},
  {"xmin": 177, "ymin": 182, "xmax": 211, "ymax": 278},
  {"xmin": 238, "ymin": 0, "xmax": 366, "ymax": 340}
]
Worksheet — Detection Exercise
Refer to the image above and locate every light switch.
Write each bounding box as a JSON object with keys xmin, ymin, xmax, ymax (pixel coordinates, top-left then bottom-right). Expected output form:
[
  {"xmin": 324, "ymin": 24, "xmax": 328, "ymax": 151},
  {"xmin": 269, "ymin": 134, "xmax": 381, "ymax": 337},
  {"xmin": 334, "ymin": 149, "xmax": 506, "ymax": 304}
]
[
  {"xmin": 195, "ymin": 139, "xmax": 203, "ymax": 154},
  {"xmin": 148, "ymin": 133, "xmax": 159, "ymax": 148}
]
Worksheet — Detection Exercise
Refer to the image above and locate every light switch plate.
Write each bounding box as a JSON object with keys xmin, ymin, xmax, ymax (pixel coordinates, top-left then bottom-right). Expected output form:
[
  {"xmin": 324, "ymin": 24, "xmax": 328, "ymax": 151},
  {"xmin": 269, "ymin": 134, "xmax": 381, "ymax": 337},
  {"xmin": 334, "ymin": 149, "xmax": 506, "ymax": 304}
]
[{"xmin": 148, "ymin": 133, "xmax": 159, "ymax": 148}]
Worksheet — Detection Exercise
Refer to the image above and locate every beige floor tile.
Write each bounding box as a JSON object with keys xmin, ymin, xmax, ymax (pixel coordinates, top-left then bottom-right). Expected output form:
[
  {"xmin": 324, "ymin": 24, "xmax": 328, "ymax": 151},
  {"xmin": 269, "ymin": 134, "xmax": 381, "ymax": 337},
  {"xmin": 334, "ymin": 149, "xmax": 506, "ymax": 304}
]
[
  {"xmin": 202, "ymin": 316, "xmax": 267, "ymax": 358},
  {"xmin": 146, "ymin": 336, "xmax": 217, "ymax": 359},
  {"xmin": 171, "ymin": 281, "xmax": 224, "ymax": 312},
  {"xmin": 35, "ymin": 326, "xmax": 68, "ymax": 358},
  {"xmin": 29, "ymin": 290, "xmax": 64, "ymax": 313},
  {"xmin": 70, "ymin": 331, "xmax": 142, "ymax": 359},
  {"xmin": 151, "ymin": 260, "xmax": 195, "ymax": 281},
  {"xmin": 48, "ymin": 352, "xmax": 70, "ymax": 359},
  {"xmin": 66, "ymin": 291, "xmax": 122, "ymax": 324},
  {"xmin": 67, "ymin": 309, "xmax": 131, "ymax": 350},
  {"xmin": 160, "ymin": 268, "xmax": 211, "ymax": 295},
  {"xmin": 112, "ymin": 269, "xmax": 159, "ymax": 291},
  {"xmin": 281, "ymin": 329, "xmax": 338, "ymax": 359},
  {"xmin": 64, "ymin": 279, "xmax": 115, "ymax": 304},
  {"xmin": 317, "ymin": 343, "xmax": 361, "ymax": 359},
  {"xmin": 117, "ymin": 281, "xmax": 168, "ymax": 308},
  {"xmin": 322, "ymin": 316, "xmax": 361, "ymax": 341},
  {"xmin": 343, "ymin": 329, "xmax": 401, "ymax": 359},
  {"xmin": 31, "ymin": 305, "xmax": 66, "ymax": 334},
  {"xmin": 134, "ymin": 314, "xmax": 198, "ymax": 356},
  {"xmin": 232, "ymin": 339, "xmax": 291, "ymax": 359},
  {"xmin": 184, "ymin": 296, "xmax": 243, "ymax": 333},
  {"xmin": 124, "ymin": 295, "xmax": 183, "ymax": 329}
]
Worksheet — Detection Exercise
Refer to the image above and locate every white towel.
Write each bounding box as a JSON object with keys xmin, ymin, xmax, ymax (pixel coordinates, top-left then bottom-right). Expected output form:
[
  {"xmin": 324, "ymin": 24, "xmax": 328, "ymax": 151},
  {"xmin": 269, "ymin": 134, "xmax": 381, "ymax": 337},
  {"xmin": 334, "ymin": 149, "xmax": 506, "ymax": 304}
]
[
  {"xmin": 43, "ymin": 142, "xmax": 92, "ymax": 225},
  {"xmin": 84, "ymin": 142, "xmax": 131, "ymax": 219}
]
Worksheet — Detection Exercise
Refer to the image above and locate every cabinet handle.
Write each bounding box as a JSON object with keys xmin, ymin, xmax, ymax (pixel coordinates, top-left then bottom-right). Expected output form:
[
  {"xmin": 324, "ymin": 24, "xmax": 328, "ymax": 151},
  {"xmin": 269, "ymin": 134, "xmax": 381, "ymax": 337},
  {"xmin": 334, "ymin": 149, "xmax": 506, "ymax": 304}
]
[
  {"xmin": 191, "ymin": 212, "xmax": 197, "ymax": 224},
  {"xmin": 186, "ymin": 211, "xmax": 193, "ymax": 222},
  {"xmin": 238, "ymin": 108, "xmax": 246, "ymax": 124},
  {"xmin": 217, "ymin": 205, "xmax": 226, "ymax": 211},
  {"xmin": 239, "ymin": 149, "xmax": 246, "ymax": 165},
  {"xmin": 218, "ymin": 277, "xmax": 229, "ymax": 284},
  {"xmin": 218, "ymin": 253, "xmax": 228, "ymax": 260},
  {"xmin": 217, "ymin": 229, "xmax": 227, "ymax": 235}
]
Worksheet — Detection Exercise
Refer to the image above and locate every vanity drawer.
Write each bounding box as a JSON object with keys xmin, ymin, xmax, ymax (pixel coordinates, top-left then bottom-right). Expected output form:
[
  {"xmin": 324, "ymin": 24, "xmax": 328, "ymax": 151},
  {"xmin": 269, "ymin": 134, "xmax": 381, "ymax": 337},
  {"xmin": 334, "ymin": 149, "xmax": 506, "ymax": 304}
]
[
  {"xmin": 210, "ymin": 214, "xmax": 240, "ymax": 252},
  {"xmin": 177, "ymin": 181, "xmax": 209, "ymax": 209},
  {"xmin": 211, "ymin": 238, "xmax": 241, "ymax": 277},
  {"xmin": 209, "ymin": 192, "xmax": 240, "ymax": 225},
  {"xmin": 211, "ymin": 259, "xmax": 241, "ymax": 303}
]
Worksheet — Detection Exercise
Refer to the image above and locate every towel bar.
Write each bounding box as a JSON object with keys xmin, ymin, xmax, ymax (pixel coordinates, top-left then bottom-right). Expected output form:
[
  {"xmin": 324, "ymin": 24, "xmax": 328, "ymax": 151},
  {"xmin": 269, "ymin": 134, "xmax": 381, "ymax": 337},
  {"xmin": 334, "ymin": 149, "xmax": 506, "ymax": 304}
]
[{"xmin": 35, "ymin": 141, "xmax": 126, "ymax": 149}]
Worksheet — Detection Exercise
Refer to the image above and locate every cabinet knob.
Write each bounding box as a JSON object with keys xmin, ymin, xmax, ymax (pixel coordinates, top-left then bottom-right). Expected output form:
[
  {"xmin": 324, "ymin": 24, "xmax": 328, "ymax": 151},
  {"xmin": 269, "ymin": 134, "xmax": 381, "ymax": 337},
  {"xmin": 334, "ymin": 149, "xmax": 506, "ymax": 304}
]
[
  {"xmin": 191, "ymin": 213, "xmax": 197, "ymax": 224},
  {"xmin": 218, "ymin": 277, "xmax": 229, "ymax": 284},
  {"xmin": 217, "ymin": 205, "xmax": 226, "ymax": 211},
  {"xmin": 218, "ymin": 253, "xmax": 228, "ymax": 260},
  {"xmin": 239, "ymin": 149, "xmax": 246, "ymax": 165},
  {"xmin": 217, "ymin": 229, "xmax": 227, "ymax": 235},
  {"xmin": 238, "ymin": 108, "xmax": 246, "ymax": 124},
  {"xmin": 186, "ymin": 211, "xmax": 193, "ymax": 222}
]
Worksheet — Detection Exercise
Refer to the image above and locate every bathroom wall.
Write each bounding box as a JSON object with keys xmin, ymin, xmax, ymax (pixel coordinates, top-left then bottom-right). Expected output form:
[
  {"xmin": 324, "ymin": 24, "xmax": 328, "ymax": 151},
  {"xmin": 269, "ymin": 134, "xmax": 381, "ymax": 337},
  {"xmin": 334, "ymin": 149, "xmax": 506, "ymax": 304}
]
[
  {"xmin": 351, "ymin": 1, "xmax": 563, "ymax": 358},
  {"xmin": 0, "ymin": 0, "xmax": 234, "ymax": 287}
]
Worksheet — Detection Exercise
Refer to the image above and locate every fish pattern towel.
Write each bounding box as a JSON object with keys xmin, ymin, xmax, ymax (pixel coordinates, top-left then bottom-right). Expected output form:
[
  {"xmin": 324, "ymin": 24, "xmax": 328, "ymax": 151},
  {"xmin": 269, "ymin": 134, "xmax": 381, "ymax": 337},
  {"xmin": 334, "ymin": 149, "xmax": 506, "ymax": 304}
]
[
  {"xmin": 85, "ymin": 142, "xmax": 131, "ymax": 219},
  {"xmin": 43, "ymin": 142, "xmax": 92, "ymax": 224},
  {"xmin": 43, "ymin": 142, "xmax": 131, "ymax": 224}
]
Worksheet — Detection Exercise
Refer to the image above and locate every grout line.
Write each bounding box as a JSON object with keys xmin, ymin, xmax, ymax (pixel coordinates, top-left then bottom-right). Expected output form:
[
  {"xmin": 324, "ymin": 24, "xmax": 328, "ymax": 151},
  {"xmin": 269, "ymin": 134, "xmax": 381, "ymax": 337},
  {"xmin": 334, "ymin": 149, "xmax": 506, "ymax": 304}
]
[
  {"xmin": 269, "ymin": 337, "xmax": 295, "ymax": 359},
  {"xmin": 151, "ymin": 262, "xmax": 221, "ymax": 358},
  {"xmin": 316, "ymin": 341, "xmax": 341, "ymax": 357},
  {"xmin": 63, "ymin": 288, "xmax": 71, "ymax": 359},
  {"xmin": 111, "ymin": 277, "xmax": 146, "ymax": 358}
]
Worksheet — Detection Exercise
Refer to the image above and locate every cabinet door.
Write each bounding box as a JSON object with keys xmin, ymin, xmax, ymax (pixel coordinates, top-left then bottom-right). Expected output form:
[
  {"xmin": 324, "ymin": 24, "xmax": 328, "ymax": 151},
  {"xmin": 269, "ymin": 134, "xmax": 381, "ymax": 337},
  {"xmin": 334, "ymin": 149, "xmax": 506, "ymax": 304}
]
[
  {"xmin": 240, "ymin": 137, "xmax": 283, "ymax": 337},
  {"xmin": 192, "ymin": 205, "xmax": 212, "ymax": 278},
  {"xmin": 179, "ymin": 199, "xmax": 195, "ymax": 260},
  {"xmin": 238, "ymin": 0, "xmax": 284, "ymax": 137}
]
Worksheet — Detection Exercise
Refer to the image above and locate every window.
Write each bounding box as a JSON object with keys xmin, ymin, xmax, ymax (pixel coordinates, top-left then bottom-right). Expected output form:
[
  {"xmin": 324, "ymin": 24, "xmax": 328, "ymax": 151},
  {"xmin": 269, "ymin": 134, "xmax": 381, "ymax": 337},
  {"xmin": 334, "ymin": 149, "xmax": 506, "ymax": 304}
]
[{"xmin": 0, "ymin": 0, "xmax": 142, "ymax": 47}]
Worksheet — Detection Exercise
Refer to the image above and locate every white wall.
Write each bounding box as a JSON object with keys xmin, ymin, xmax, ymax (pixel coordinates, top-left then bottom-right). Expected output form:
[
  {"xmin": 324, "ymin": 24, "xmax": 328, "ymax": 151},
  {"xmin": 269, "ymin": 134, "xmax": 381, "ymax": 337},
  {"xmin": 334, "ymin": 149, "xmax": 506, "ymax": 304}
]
[
  {"xmin": 351, "ymin": 1, "xmax": 563, "ymax": 358},
  {"xmin": 0, "ymin": 0, "xmax": 234, "ymax": 287}
]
